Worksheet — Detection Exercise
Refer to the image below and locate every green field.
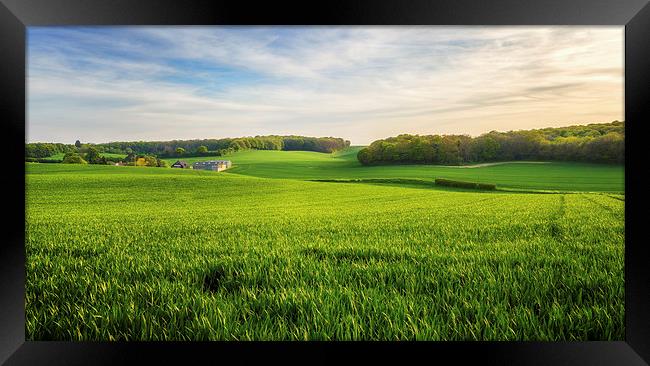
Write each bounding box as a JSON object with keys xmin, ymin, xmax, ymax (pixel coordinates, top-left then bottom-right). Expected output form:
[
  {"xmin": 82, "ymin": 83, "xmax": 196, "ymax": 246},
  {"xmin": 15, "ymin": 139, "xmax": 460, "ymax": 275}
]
[
  {"xmin": 164, "ymin": 148, "xmax": 624, "ymax": 192},
  {"xmin": 26, "ymin": 150, "xmax": 625, "ymax": 340}
]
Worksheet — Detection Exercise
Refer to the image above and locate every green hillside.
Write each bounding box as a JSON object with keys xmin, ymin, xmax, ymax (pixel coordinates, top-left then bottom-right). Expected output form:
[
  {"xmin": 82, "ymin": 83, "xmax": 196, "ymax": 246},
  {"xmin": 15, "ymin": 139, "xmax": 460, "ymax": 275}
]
[{"xmin": 163, "ymin": 148, "xmax": 624, "ymax": 192}]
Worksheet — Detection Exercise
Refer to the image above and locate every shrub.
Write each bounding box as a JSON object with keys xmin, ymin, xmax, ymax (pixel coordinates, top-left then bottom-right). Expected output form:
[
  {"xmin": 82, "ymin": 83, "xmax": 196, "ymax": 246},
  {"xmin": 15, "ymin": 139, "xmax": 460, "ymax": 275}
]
[
  {"xmin": 62, "ymin": 152, "xmax": 87, "ymax": 164},
  {"xmin": 157, "ymin": 159, "xmax": 169, "ymax": 168},
  {"xmin": 477, "ymin": 183, "xmax": 497, "ymax": 190},
  {"xmin": 435, "ymin": 178, "xmax": 496, "ymax": 190},
  {"xmin": 25, "ymin": 158, "xmax": 63, "ymax": 163},
  {"xmin": 104, "ymin": 156, "xmax": 126, "ymax": 163}
]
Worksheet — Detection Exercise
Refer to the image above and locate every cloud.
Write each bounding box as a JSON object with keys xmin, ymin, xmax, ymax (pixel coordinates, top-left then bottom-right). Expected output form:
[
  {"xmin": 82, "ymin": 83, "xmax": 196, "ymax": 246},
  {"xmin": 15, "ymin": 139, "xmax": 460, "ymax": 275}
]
[{"xmin": 27, "ymin": 26, "xmax": 623, "ymax": 144}]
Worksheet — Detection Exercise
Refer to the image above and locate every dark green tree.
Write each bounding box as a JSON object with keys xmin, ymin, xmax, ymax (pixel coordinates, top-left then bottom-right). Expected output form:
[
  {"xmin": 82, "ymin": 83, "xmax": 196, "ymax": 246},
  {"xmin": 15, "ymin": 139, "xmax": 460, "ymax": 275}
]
[
  {"xmin": 62, "ymin": 152, "xmax": 87, "ymax": 164},
  {"xmin": 84, "ymin": 147, "xmax": 103, "ymax": 164}
]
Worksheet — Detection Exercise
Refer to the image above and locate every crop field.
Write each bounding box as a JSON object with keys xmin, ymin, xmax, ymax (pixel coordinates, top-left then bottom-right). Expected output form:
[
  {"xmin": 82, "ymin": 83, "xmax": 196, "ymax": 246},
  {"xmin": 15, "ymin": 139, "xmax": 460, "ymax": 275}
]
[
  {"xmin": 25, "ymin": 154, "xmax": 624, "ymax": 341},
  {"xmin": 164, "ymin": 148, "xmax": 624, "ymax": 192}
]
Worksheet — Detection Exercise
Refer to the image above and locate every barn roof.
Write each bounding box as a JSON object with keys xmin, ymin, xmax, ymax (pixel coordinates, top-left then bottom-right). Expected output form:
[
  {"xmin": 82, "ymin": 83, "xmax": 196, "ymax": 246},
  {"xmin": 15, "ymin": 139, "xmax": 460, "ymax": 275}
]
[{"xmin": 193, "ymin": 160, "xmax": 231, "ymax": 164}]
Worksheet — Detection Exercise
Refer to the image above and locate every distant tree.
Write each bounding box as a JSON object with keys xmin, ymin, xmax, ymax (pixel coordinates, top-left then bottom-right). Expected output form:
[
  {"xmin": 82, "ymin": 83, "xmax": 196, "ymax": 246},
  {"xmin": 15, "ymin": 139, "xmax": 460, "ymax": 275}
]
[
  {"xmin": 62, "ymin": 152, "xmax": 87, "ymax": 164},
  {"xmin": 84, "ymin": 147, "xmax": 103, "ymax": 164},
  {"xmin": 143, "ymin": 155, "xmax": 158, "ymax": 167},
  {"xmin": 357, "ymin": 148, "xmax": 373, "ymax": 165},
  {"xmin": 175, "ymin": 147, "xmax": 185, "ymax": 155},
  {"xmin": 157, "ymin": 158, "xmax": 169, "ymax": 168},
  {"xmin": 125, "ymin": 151, "xmax": 136, "ymax": 165},
  {"xmin": 197, "ymin": 145, "xmax": 208, "ymax": 154},
  {"xmin": 470, "ymin": 136, "xmax": 500, "ymax": 162},
  {"xmin": 103, "ymin": 155, "xmax": 126, "ymax": 164},
  {"xmin": 25, "ymin": 143, "xmax": 56, "ymax": 158},
  {"xmin": 75, "ymin": 140, "xmax": 81, "ymax": 148}
]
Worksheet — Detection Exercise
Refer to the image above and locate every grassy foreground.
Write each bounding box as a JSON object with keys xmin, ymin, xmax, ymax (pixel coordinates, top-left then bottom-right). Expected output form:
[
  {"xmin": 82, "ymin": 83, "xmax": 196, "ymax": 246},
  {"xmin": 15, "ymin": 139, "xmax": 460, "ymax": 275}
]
[{"xmin": 26, "ymin": 163, "xmax": 624, "ymax": 340}]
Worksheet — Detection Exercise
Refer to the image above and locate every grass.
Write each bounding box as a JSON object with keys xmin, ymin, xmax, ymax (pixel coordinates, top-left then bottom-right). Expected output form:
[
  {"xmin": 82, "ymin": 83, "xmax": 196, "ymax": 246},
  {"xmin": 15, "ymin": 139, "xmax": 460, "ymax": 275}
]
[
  {"xmin": 163, "ymin": 148, "xmax": 624, "ymax": 193},
  {"xmin": 26, "ymin": 162, "xmax": 624, "ymax": 341}
]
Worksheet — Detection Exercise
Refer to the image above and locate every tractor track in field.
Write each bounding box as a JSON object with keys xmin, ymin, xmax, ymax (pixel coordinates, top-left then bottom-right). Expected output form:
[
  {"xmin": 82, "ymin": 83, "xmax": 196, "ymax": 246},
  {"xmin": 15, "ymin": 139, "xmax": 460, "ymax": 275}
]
[
  {"xmin": 548, "ymin": 194, "xmax": 566, "ymax": 240},
  {"xmin": 604, "ymin": 194, "xmax": 625, "ymax": 202},
  {"xmin": 447, "ymin": 194, "xmax": 505, "ymax": 210},
  {"xmin": 580, "ymin": 194, "xmax": 622, "ymax": 218}
]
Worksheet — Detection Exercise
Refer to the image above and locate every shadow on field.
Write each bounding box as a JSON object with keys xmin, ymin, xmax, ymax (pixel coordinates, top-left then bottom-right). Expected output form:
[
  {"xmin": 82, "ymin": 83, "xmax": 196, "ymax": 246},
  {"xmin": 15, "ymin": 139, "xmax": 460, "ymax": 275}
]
[
  {"xmin": 200, "ymin": 256, "xmax": 289, "ymax": 294},
  {"xmin": 202, "ymin": 265, "xmax": 244, "ymax": 294}
]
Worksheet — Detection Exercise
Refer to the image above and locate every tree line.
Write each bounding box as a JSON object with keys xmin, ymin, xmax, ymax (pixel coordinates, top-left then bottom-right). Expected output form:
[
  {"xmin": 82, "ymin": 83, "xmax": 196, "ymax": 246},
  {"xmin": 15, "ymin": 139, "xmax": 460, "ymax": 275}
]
[
  {"xmin": 357, "ymin": 121, "xmax": 624, "ymax": 166},
  {"xmin": 26, "ymin": 135, "xmax": 351, "ymax": 160},
  {"xmin": 95, "ymin": 135, "xmax": 349, "ymax": 157},
  {"xmin": 25, "ymin": 143, "xmax": 77, "ymax": 159},
  {"xmin": 57, "ymin": 146, "xmax": 168, "ymax": 167}
]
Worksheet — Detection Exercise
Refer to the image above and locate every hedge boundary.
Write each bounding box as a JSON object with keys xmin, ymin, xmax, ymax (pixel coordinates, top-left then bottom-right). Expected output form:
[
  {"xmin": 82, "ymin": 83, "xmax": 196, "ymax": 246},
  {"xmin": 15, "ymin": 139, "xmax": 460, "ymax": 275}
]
[{"xmin": 435, "ymin": 178, "xmax": 496, "ymax": 190}]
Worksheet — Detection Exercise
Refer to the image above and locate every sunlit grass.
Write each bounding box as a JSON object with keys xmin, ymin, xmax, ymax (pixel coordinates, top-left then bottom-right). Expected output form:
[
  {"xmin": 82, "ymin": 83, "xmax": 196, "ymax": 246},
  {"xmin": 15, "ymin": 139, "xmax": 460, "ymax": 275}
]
[{"xmin": 26, "ymin": 163, "xmax": 624, "ymax": 340}]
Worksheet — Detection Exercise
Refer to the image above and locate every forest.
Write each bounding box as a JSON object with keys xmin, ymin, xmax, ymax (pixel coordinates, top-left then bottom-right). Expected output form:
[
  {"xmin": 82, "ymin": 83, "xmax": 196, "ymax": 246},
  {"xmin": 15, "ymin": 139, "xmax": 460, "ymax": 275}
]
[
  {"xmin": 25, "ymin": 135, "xmax": 351, "ymax": 160},
  {"xmin": 357, "ymin": 121, "xmax": 624, "ymax": 165}
]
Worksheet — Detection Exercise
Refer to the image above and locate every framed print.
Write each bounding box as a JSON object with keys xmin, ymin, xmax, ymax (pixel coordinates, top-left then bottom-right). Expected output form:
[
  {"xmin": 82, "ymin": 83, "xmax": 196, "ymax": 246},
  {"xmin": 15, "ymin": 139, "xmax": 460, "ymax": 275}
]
[{"xmin": 1, "ymin": 0, "xmax": 649, "ymax": 364}]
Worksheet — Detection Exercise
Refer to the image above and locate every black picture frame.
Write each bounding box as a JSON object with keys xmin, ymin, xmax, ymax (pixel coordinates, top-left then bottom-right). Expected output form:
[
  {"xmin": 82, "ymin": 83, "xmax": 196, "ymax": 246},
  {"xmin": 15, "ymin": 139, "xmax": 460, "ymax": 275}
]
[{"xmin": 1, "ymin": 0, "xmax": 648, "ymax": 364}]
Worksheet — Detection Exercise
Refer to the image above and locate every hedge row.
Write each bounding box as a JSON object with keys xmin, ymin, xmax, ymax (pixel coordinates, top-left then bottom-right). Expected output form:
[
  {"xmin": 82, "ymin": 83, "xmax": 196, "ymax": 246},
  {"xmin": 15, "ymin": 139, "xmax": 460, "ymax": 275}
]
[
  {"xmin": 434, "ymin": 178, "xmax": 496, "ymax": 190},
  {"xmin": 310, "ymin": 178, "xmax": 439, "ymax": 187},
  {"xmin": 25, "ymin": 158, "xmax": 63, "ymax": 163}
]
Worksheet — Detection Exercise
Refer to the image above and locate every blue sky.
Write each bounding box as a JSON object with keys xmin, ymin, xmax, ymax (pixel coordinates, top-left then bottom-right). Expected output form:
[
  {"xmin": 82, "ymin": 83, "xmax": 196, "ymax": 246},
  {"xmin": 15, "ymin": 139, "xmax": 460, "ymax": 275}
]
[{"xmin": 27, "ymin": 26, "xmax": 623, "ymax": 144}]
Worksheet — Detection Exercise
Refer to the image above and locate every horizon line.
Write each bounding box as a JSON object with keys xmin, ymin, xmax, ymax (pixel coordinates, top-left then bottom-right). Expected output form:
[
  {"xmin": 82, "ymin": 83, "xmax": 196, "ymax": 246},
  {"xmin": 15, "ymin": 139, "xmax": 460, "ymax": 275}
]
[{"xmin": 26, "ymin": 119, "xmax": 624, "ymax": 145}]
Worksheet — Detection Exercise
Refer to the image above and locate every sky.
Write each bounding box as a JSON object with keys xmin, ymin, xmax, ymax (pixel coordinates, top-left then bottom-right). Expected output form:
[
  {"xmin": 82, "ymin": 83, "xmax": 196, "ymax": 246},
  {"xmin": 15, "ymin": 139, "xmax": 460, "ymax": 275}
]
[{"xmin": 27, "ymin": 26, "xmax": 624, "ymax": 145}]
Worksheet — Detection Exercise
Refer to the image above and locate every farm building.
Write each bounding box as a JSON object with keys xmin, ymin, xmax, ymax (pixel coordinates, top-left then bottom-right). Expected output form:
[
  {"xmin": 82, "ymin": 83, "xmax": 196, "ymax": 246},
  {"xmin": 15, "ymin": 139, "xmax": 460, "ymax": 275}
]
[
  {"xmin": 192, "ymin": 160, "xmax": 232, "ymax": 172},
  {"xmin": 171, "ymin": 160, "xmax": 189, "ymax": 168}
]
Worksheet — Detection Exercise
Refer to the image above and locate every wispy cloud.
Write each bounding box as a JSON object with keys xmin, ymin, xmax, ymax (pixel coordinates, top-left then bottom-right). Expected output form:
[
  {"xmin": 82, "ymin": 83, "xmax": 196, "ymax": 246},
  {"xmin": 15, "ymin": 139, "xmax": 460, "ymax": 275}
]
[{"xmin": 27, "ymin": 26, "xmax": 623, "ymax": 144}]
